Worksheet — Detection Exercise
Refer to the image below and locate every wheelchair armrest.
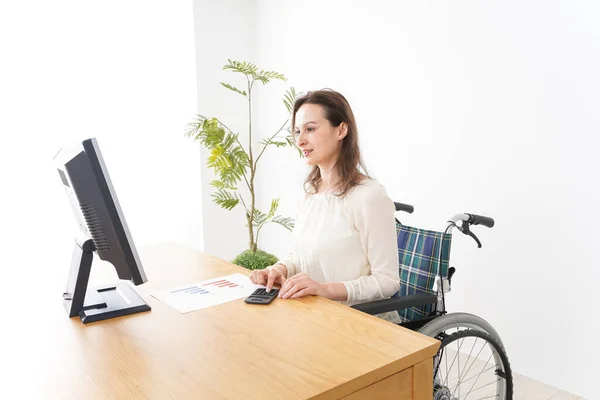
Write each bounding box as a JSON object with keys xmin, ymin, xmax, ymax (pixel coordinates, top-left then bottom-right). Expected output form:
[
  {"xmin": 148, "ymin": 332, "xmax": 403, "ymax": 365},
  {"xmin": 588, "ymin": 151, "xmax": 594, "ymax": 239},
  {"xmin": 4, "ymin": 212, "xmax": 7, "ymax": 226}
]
[{"xmin": 350, "ymin": 292, "xmax": 438, "ymax": 315}]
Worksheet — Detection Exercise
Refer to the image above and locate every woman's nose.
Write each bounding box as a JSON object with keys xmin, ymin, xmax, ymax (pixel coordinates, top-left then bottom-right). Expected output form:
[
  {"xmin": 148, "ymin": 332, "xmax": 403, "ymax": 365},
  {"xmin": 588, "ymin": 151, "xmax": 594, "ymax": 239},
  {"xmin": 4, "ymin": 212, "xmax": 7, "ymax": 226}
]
[{"xmin": 296, "ymin": 131, "xmax": 305, "ymax": 146}]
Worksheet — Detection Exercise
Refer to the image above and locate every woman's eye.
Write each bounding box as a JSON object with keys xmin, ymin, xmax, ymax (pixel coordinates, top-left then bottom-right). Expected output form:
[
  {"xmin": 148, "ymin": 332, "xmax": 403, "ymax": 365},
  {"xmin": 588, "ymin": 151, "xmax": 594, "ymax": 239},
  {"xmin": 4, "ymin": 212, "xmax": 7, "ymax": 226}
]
[{"xmin": 307, "ymin": 127, "xmax": 314, "ymax": 132}]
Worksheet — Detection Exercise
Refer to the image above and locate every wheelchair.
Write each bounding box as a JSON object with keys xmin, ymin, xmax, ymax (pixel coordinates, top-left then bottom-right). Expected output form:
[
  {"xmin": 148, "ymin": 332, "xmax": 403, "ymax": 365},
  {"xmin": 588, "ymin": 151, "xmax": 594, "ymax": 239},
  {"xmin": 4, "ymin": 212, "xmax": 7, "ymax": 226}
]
[{"xmin": 351, "ymin": 202, "xmax": 513, "ymax": 400}]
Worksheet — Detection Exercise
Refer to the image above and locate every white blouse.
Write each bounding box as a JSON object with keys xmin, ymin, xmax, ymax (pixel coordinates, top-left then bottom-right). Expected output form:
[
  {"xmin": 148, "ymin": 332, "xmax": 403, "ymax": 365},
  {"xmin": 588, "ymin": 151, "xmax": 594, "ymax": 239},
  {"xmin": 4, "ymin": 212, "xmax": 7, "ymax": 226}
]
[{"xmin": 277, "ymin": 178, "xmax": 401, "ymax": 310}]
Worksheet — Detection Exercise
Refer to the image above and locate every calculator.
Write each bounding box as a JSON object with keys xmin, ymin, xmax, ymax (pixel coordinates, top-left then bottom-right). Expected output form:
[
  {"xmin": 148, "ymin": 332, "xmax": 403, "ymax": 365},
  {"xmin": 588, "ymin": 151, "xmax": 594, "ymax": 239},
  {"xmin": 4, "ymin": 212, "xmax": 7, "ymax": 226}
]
[{"xmin": 245, "ymin": 288, "xmax": 279, "ymax": 304}]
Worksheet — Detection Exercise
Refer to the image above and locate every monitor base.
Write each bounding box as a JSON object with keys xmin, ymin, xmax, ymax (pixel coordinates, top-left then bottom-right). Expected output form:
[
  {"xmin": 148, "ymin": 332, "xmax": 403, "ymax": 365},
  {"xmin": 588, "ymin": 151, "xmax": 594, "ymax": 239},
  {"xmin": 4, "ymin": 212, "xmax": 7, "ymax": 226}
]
[
  {"xmin": 63, "ymin": 235, "xmax": 150, "ymax": 324},
  {"xmin": 79, "ymin": 282, "xmax": 151, "ymax": 324}
]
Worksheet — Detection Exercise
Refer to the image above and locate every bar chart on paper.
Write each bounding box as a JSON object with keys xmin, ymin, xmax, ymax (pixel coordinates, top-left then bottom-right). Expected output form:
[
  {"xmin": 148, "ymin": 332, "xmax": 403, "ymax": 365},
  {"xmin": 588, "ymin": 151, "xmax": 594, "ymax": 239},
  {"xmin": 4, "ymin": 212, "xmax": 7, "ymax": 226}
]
[{"xmin": 151, "ymin": 273, "xmax": 263, "ymax": 313}]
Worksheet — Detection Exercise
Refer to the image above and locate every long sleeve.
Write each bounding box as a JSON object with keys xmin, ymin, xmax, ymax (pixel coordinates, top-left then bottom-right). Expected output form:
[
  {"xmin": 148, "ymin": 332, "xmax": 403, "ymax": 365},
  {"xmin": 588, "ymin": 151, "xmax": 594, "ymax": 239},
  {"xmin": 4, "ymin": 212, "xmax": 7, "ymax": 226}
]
[
  {"xmin": 275, "ymin": 193, "xmax": 307, "ymax": 278},
  {"xmin": 341, "ymin": 184, "xmax": 400, "ymax": 305},
  {"xmin": 276, "ymin": 246, "xmax": 297, "ymax": 278}
]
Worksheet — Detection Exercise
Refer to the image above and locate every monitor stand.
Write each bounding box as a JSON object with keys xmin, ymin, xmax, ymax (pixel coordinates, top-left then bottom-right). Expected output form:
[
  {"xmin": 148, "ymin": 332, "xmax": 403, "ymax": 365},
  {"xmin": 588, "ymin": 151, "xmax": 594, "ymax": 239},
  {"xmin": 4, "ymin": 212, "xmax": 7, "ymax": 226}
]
[{"xmin": 62, "ymin": 236, "xmax": 151, "ymax": 324}]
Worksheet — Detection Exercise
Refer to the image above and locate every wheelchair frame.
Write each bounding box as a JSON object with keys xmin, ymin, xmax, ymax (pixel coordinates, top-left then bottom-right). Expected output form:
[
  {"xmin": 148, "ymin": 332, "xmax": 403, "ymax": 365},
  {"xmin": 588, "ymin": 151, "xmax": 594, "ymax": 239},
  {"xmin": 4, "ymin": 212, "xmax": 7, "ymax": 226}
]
[
  {"xmin": 350, "ymin": 202, "xmax": 496, "ymax": 332},
  {"xmin": 350, "ymin": 203, "xmax": 513, "ymax": 399}
]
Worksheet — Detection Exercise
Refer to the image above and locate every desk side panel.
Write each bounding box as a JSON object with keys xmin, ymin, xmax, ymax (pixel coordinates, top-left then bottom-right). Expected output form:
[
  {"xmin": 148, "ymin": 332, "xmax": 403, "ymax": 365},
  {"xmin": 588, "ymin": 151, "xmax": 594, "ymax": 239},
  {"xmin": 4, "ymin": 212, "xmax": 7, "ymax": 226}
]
[
  {"xmin": 338, "ymin": 368, "xmax": 413, "ymax": 400},
  {"xmin": 413, "ymin": 358, "xmax": 434, "ymax": 400}
]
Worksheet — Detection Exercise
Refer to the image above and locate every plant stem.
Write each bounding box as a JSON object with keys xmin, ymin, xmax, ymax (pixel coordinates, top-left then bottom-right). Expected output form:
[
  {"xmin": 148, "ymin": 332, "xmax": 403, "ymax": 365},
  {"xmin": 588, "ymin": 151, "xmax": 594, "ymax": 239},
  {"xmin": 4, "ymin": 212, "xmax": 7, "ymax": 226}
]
[
  {"xmin": 254, "ymin": 117, "xmax": 290, "ymax": 171},
  {"xmin": 247, "ymin": 76, "xmax": 257, "ymax": 253},
  {"xmin": 254, "ymin": 225, "xmax": 262, "ymax": 251},
  {"xmin": 237, "ymin": 191, "xmax": 249, "ymax": 215}
]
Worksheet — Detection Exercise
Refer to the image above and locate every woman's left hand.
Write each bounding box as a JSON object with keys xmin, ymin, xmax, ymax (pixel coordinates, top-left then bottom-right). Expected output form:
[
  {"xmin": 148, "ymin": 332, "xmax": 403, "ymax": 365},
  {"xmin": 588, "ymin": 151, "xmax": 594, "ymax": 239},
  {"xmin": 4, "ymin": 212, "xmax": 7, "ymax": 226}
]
[{"xmin": 278, "ymin": 273, "xmax": 326, "ymax": 299}]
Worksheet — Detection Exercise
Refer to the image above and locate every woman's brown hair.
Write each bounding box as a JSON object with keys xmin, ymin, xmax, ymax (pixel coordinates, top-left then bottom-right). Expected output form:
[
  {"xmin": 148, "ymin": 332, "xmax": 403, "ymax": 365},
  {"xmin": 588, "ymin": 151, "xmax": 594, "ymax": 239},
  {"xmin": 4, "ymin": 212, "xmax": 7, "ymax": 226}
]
[{"xmin": 291, "ymin": 88, "xmax": 369, "ymax": 197}]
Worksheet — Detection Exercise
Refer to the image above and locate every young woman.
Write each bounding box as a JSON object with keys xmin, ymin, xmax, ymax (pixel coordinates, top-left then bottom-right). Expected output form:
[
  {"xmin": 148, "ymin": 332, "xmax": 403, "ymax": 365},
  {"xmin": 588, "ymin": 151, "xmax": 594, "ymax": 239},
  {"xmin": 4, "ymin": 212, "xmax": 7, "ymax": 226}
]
[{"xmin": 250, "ymin": 89, "xmax": 400, "ymax": 317}]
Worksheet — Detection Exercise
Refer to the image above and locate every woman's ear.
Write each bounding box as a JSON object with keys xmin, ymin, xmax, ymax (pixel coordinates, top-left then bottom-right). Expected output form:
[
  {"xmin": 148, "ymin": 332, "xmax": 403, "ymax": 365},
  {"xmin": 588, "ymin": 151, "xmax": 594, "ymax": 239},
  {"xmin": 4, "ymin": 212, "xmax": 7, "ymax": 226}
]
[{"xmin": 338, "ymin": 122, "xmax": 348, "ymax": 140}]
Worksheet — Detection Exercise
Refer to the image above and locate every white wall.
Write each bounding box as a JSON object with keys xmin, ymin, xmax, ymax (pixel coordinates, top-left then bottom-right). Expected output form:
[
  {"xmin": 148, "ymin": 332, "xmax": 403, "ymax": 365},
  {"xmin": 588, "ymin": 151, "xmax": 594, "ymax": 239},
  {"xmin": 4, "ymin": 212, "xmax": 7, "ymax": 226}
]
[
  {"xmin": 253, "ymin": 0, "xmax": 599, "ymax": 398},
  {"xmin": 0, "ymin": 0, "xmax": 201, "ymax": 303}
]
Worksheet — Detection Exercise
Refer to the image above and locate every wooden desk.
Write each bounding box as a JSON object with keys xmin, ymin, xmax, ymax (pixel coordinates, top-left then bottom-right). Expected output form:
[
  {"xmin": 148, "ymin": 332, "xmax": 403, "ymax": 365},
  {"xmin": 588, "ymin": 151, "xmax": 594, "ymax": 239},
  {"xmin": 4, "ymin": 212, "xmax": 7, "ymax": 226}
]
[{"xmin": 5, "ymin": 242, "xmax": 439, "ymax": 399}]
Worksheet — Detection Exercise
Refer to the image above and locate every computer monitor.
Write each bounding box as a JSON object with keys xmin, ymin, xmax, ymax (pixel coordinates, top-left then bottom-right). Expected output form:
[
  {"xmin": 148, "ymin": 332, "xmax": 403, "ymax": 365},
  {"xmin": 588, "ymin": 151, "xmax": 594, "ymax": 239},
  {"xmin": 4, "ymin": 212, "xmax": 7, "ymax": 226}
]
[{"xmin": 54, "ymin": 137, "xmax": 151, "ymax": 324}]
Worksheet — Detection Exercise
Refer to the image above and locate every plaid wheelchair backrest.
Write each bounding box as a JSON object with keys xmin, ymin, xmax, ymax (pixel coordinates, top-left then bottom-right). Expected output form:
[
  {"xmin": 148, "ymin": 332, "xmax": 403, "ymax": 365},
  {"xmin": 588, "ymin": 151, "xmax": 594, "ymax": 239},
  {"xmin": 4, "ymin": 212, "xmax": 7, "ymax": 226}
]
[{"xmin": 394, "ymin": 221, "xmax": 452, "ymax": 322}]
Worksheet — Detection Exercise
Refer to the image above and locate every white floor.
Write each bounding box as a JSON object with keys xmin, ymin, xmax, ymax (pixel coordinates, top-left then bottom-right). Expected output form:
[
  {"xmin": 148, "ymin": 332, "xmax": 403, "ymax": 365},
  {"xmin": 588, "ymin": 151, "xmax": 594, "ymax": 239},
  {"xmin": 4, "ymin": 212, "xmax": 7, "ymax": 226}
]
[
  {"xmin": 513, "ymin": 373, "xmax": 585, "ymax": 400},
  {"xmin": 435, "ymin": 342, "xmax": 584, "ymax": 399}
]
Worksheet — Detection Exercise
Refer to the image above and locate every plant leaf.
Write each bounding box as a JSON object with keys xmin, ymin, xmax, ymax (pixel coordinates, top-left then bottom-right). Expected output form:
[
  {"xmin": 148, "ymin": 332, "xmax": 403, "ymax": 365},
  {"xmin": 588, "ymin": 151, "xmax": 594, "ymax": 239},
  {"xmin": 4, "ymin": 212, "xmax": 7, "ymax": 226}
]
[
  {"xmin": 212, "ymin": 189, "xmax": 239, "ymax": 210},
  {"xmin": 283, "ymin": 87, "xmax": 297, "ymax": 114},
  {"xmin": 208, "ymin": 145, "xmax": 230, "ymax": 169},
  {"xmin": 251, "ymin": 208, "xmax": 268, "ymax": 226},
  {"xmin": 253, "ymin": 69, "xmax": 286, "ymax": 85},
  {"xmin": 184, "ymin": 114, "xmax": 208, "ymax": 140},
  {"xmin": 192, "ymin": 120, "xmax": 248, "ymax": 189},
  {"xmin": 223, "ymin": 59, "xmax": 257, "ymax": 76},
  {"xmin": 260, "ymin": 137, "xmax": 288, "ymax": 148},
  {"xmin": 186, "ymin": 117, "xmax": 227, "ymax": 149},
  {"xmin": 271, "ymin": 215, "xmax": 295, "ymax": 231},
  {"xmin": 220, "ymin": 82, "xmax": 247, "ymax": 97},
  {"xmin": 266, "ymin": 198, "xmax": 279, "ymax": 221},
  {"xmin": 285, "ymin": 133, "xmax": 303, "ymax": 157},
  {"xmin": 210, "ymin": 180, "xmax": 236, "ymax": 190},
  {"xmin": 251, "ymin": 200, "xmax": 294, "ymax": 232},
  {"xmin": 220, "ymin": 164, "xmax": 244, "ymax": 187}
]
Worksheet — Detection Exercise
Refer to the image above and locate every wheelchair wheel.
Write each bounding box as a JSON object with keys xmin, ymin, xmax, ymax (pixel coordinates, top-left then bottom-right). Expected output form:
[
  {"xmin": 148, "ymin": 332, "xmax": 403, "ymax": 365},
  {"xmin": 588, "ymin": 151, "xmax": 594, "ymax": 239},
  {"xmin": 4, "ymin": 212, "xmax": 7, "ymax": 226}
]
[
  {"xmin": 418, "ymin": 312, "xmax": 506, "ymax": 350},
  {"xmin": 431, "ymin": 329, "xmax": 513, "ymax": 400}
]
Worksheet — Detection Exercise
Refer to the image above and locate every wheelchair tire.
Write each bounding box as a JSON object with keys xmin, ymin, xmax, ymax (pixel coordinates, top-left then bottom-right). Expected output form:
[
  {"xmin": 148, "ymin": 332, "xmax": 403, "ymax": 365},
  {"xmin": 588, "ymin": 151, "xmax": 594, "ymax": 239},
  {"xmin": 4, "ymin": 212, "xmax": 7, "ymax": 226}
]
[
  {"xmin": 418, "ymin": 312, "xmax": 506, "ymax": 350},
  {"xmin": 432, "ymin": 329, "xmax": 513, "ymax": 400}
]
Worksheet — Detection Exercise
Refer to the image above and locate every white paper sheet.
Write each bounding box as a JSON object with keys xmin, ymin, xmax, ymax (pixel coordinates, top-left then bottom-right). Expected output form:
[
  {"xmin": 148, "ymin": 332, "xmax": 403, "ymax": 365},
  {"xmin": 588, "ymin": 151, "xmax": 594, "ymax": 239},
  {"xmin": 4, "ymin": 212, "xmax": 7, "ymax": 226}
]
[{"xmin": 150, "ymin": 273, "xmax": 264, "ymax": 313}]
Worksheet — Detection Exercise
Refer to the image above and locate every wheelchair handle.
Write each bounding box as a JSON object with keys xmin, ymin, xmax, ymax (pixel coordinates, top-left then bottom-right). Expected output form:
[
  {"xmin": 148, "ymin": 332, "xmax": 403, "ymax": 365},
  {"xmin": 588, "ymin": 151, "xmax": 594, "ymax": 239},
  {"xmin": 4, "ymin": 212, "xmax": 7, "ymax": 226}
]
[
  {"xmin": 448, "ymin": 212, "xmax": 494, "ymax": 248},
  {"xmin": 394, "ymin": 202, "xmax": 414, "ymax": 214},
  {"xmin": 448, "ymin": 213, "xmax": 470, "ymax": 224},
  {"xmin": 467, "ymin": 213, "xmax": 495, "ymax": 228},
  {"xmin": 448, "ymin": 213, "xmax": 494, "ymax": 228}
]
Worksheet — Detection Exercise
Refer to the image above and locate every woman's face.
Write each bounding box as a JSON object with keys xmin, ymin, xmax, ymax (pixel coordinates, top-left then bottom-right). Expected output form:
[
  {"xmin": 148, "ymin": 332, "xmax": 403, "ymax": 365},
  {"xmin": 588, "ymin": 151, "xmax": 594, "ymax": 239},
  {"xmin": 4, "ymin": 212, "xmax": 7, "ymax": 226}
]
[{"xmin": 293, "ymin": 103, "xmax": 347, "ymax": 167}]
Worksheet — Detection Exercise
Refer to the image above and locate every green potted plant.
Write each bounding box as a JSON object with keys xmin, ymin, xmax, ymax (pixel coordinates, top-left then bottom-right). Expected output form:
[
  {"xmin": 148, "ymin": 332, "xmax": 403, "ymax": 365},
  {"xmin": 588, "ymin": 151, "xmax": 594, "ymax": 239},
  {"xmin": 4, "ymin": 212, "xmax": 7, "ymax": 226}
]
[{"xmin": 185, "ymin": 59, "xmax": 300, "ymax": 270}]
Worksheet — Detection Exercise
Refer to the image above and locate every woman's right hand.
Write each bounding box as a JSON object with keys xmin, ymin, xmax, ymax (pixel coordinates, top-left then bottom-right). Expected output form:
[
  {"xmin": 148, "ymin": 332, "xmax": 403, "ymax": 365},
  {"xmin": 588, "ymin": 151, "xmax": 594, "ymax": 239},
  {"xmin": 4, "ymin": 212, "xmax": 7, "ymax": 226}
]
[{"xmin": 249, "ymin": 264, "xmax": 287, "ymax": 292}]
